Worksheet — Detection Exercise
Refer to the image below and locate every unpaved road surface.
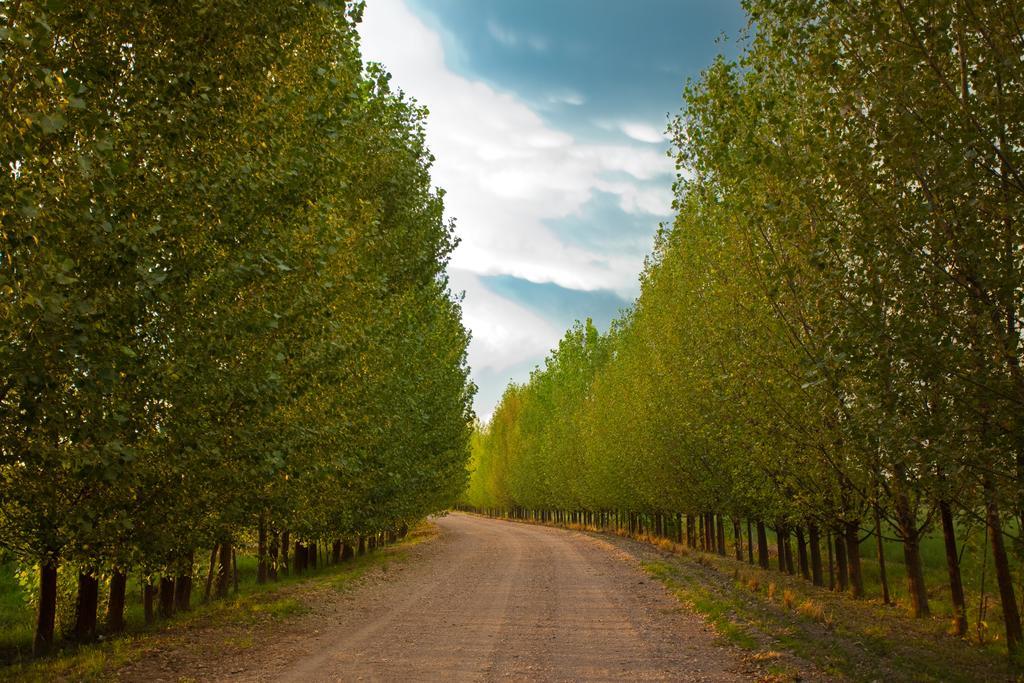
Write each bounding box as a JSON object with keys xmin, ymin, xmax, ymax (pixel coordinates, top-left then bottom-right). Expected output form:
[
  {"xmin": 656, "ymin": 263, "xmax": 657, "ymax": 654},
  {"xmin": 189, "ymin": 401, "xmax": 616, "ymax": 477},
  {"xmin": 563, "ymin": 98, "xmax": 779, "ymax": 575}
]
[{"xmin": 121, "ymin": 514, "xmax": 751, "ymax": 682}]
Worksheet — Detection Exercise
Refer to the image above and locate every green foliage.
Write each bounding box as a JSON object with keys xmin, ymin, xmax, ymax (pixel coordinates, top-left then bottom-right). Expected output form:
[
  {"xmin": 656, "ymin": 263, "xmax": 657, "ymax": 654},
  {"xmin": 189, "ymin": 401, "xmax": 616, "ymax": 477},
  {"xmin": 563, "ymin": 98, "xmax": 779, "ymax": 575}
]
[
  {"xmin": 464, "ymin": 0, "xmax": 1024, "ymax": 656},
  {"xmin": 0, "ymin": 0, "xmax": 473, "ymax": 653}
]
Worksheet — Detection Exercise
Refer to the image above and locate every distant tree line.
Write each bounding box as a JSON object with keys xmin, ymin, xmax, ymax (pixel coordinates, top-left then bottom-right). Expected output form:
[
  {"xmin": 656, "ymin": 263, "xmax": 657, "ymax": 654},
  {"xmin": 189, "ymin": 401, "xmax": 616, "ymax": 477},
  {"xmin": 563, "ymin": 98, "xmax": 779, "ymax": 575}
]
[
  {"xmin": 464, "ymin": 0, "xmax": 1024, "ymax": 656},
  {"xmin": 1, "ymin": 0, "xmax": 474, "ymax": 655}
]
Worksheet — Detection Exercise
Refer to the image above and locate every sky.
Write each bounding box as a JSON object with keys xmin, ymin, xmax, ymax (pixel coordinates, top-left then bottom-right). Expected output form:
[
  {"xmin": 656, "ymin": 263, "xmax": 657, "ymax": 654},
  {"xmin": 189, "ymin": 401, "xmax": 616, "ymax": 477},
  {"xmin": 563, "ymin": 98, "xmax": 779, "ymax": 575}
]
[{"xmin": 358, "ymin": 0, "xmax": 746, "ymax": 420}]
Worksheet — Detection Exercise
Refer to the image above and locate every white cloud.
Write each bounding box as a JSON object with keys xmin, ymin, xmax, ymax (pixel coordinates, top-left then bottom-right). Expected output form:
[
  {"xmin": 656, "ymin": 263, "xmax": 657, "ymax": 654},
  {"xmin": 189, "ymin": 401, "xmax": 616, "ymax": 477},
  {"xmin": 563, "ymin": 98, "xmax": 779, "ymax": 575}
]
[
  {"xmin": 594, "ymin": 119, "xmax": 672, "ymax": 146},
  {"xmin": 486, "ymin": 19, "xmax": 517, "ymax": 47},
  {"xmin": 359, "ymin": 1, "xmax": 674, "ymax": 415},
  {"xmin": 595, "ymin": 179, "xmax": 674, "ymax": 216},
  {"xmin": 448, "ymin": 269, "xmax": 557, "ymax": 373},
  {"xmin": 620, "ymin": 121, "xmax": 669, "ymax": 144},
  {"xmin": 486, "ymin": 19, "xmax": 548, "ymax": 52},
  {"xmin": 546, "ymin": 90, "xmax": 586, "ymax": 107}
]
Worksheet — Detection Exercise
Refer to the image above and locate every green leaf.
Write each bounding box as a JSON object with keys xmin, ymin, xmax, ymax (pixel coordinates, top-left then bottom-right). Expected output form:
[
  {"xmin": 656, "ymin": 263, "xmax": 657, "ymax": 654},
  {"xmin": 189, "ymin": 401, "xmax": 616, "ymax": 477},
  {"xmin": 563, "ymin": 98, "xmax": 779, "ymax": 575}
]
[{"xmin": 37, "ymin": 113, "xmax": 66, "ymax": 135}]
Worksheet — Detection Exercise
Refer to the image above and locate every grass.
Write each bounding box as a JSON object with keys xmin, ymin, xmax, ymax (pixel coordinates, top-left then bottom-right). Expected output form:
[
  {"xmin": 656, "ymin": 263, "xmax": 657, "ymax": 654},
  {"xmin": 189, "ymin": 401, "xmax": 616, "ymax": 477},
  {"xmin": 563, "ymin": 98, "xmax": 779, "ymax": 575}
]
[
  {"xmin": 856, "ymin": 522, "xmax": 1024, "ymax": 650},
  {"xmin": 794, "ymin": 599, "xmax": 830, "ymax": 625},
  {"xmin": 0, "ymin": 524, "xmax": 436, "ymax": 682},
  {"xmin": 635, "ymin": 540, "xmax": 1012, "ymax": 682},
  {"xmin": 0, "ymin": 563, "xmax": 34, "ymax": 661},
  {"xmin": 643, "ymin": 560, "xmax": 760, "ymax": 650},
  {"xmin": 620, "ymin": 513, "xmax": 1023, "ymax": 649},
  {"xmin": 246, "ymin": 597, "xmax": 307, "ymax": 621},
  {"xmin": 752, "ymin": 520, "xmax": 1024, "ymax": 650}
]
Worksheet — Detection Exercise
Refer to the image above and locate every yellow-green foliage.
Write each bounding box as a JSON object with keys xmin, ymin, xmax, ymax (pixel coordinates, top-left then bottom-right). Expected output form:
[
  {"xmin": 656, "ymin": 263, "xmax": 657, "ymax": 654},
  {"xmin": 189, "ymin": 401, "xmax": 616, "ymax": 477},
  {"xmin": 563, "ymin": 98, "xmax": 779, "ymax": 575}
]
[{"xmin": 461, "ymin": 0, "xmax": 1024, "ymax": 655}]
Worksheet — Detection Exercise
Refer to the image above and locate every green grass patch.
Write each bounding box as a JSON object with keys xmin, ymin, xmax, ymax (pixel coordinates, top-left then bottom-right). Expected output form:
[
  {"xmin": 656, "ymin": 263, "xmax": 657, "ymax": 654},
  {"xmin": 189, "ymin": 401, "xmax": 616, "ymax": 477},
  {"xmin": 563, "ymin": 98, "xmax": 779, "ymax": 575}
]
[
  {"xmin": 0, "ymin": 635, "xmax": 143, "ymax": 683},
  {"xmin": 0, "ymin": 563, "xmax": 34, "ymax": 662},
  {"xmin": 641, "ymin": 560, "xmax": 759, "ymax": 650},
  {"xmin": 756, "ymin": 520, "xmax": 1023, "ymax": 651},
  {"xmin": 247, "ymin": 597, "xmax": 307, "ymax": 621}
]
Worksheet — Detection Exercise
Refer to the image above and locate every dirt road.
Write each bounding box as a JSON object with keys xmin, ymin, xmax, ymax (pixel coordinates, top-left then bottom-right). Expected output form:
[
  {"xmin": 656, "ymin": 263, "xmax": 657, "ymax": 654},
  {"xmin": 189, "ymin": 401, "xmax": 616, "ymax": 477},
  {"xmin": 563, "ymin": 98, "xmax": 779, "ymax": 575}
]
[
  {"xmin": 121, "ymin": 513, "xmax": 750, "ymax": 682},
  {"xmin": 280, "ymin": 513, "xmax": 748, "ymax": 682}
]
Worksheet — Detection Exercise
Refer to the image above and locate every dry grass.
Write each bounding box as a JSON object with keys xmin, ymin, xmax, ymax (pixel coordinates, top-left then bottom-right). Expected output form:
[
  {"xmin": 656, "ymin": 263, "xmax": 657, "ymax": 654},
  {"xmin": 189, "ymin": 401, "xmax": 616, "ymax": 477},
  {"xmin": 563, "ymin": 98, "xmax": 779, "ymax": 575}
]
[
  {"xmin": 655, "ymin": 538, "xmax": 678, "ymax": 553},
  {"xmin": 757, "ymin": 673, "xmax": 800, "ymax": 683},
  {"xmin": 795, "ymin": 599, "xmax": 825, "ymax": 622},
  {"xmin": 750, "ymin": 650, "xmax": 783, "ymax": 663}
]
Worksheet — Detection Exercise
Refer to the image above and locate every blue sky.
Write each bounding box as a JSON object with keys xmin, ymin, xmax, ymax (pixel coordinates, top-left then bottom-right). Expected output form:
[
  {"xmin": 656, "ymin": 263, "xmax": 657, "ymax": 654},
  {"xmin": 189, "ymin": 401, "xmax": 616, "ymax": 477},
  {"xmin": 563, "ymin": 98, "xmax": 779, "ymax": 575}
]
[{"xmin": 359, "ymin": 1, "xmax": 746, "ymax": 419}]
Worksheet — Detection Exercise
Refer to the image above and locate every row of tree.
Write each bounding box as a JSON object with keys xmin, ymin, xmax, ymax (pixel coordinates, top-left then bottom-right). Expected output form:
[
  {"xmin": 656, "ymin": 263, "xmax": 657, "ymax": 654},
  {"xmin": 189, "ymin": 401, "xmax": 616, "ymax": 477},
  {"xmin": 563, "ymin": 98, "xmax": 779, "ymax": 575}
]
[
  {"xmin": 1, "ymin": 0, "xmax": 474, "ymax": 655},
  {"xmin": 464, "ymin": 0, "xmax": 1024, "ymax": 655}
]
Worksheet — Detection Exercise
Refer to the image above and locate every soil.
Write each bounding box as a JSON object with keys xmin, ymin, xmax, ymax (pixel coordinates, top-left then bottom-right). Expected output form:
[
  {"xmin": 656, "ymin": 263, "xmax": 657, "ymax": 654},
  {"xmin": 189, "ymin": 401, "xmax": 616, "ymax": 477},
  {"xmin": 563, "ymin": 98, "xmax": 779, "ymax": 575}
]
[{"xmin": 115, "ymin": 513, "xmax": 759, "ymax": 682}]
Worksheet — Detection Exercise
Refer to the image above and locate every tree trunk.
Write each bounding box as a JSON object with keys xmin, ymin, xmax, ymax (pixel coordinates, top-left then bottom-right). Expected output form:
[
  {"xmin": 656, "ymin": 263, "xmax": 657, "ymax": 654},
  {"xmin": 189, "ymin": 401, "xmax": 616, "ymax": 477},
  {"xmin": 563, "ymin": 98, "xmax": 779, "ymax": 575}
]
[
  {"xmin": 986, "ymin": 490, "xmax": 1022, "ymax": 654},
  {"xmin": 776, "ymin": 526, "xmax": 786, "ymax": 573},
  {"xmin": 143, "ymin": 581, "xmax": 157, "ymax": 625},
  {"xmin": 159, "ymin": 576, "xmax": 175, "ymax": 619},
  {"xmin": 844, "ymin": 521, "xmax": 864, "ymax": 598},
  {"xmin": 901, "ymin": 530, "xmax": 930, "ymax": 616},
  {"xmin": 269, "ymin": 532, "xmax": 279, "ymax": 581},
  {"xmin": 716, "ymin": 514, "xmax": 726, "ymax": 556},
  {"xmin": 746, "ymin": 520, "xmax": 754, "ymax": 564},
  {"xmin": 33, "ymin": 561, "xmax": 58, "ymax": 656},
  {"xmin": 756, "ymin": 521, "xmax": 769, "ymax": 569},
  {"xmin": 281, "ymin": 530, "xmax": 290, "ymax": 577},
  {"xmin": 873, "ymin": 507, "xmax": 891, "ymax": 606},
  {"xmin": 204, "ymin": 545, "xmax": 219, "ymax": 602},
  {"xmin": 892, "ymin": 488, "xmax": 925, "ymax": 612},
  {"xmin": 106, "ymin": 570, "xmax": 127, "ymax": 634},
  {"xmin": 808, "ymin": 524, "xmax": 823, "ymax": 587},
  {"xmin": 783, "ymin": 529, "xmax": 795, "ymax": 575},
  {"xmin": 175, "ymin": 567, "xmax": 193, "ymax": 613},
  {"xmin": 257, "ymin": 514, "xmax": 268, "ymax": 584},
  {"xmin": 827, "ymin": 529, "xmax": 835, "ymax": 590},
  {"xmin": 795, "ymin": 526, "xmax": 810, "ymax": 580},
  {"xmin": 216, "ymin": 541, "xmax": 232, "ymax": 598},
  {"xmin": 939, "ymin": 500, "xmax": 967, "ymax": 635},
  {"xmin": 834, "ymin": 530, "xmax": 848, "ymax": 592},
  {"xmin": 73, "ymin": 570, "xmax": 99, "ymax": 642},
  {"xmin": 732, "ymin": 517, "xmax": 743, "ymax": 561}
]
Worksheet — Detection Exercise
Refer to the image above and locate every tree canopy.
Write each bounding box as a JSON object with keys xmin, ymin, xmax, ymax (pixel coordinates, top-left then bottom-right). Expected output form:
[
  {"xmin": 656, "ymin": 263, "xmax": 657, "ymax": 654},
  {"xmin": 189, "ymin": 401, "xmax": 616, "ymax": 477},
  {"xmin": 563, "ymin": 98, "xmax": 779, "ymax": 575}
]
[
  {"xmin": 1, "ymin": 0, "xmax": 474, "ymax": 653},
  {"xmin": 464, "ymin": 0, "xmax": 1024, "ymax": 655}
]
